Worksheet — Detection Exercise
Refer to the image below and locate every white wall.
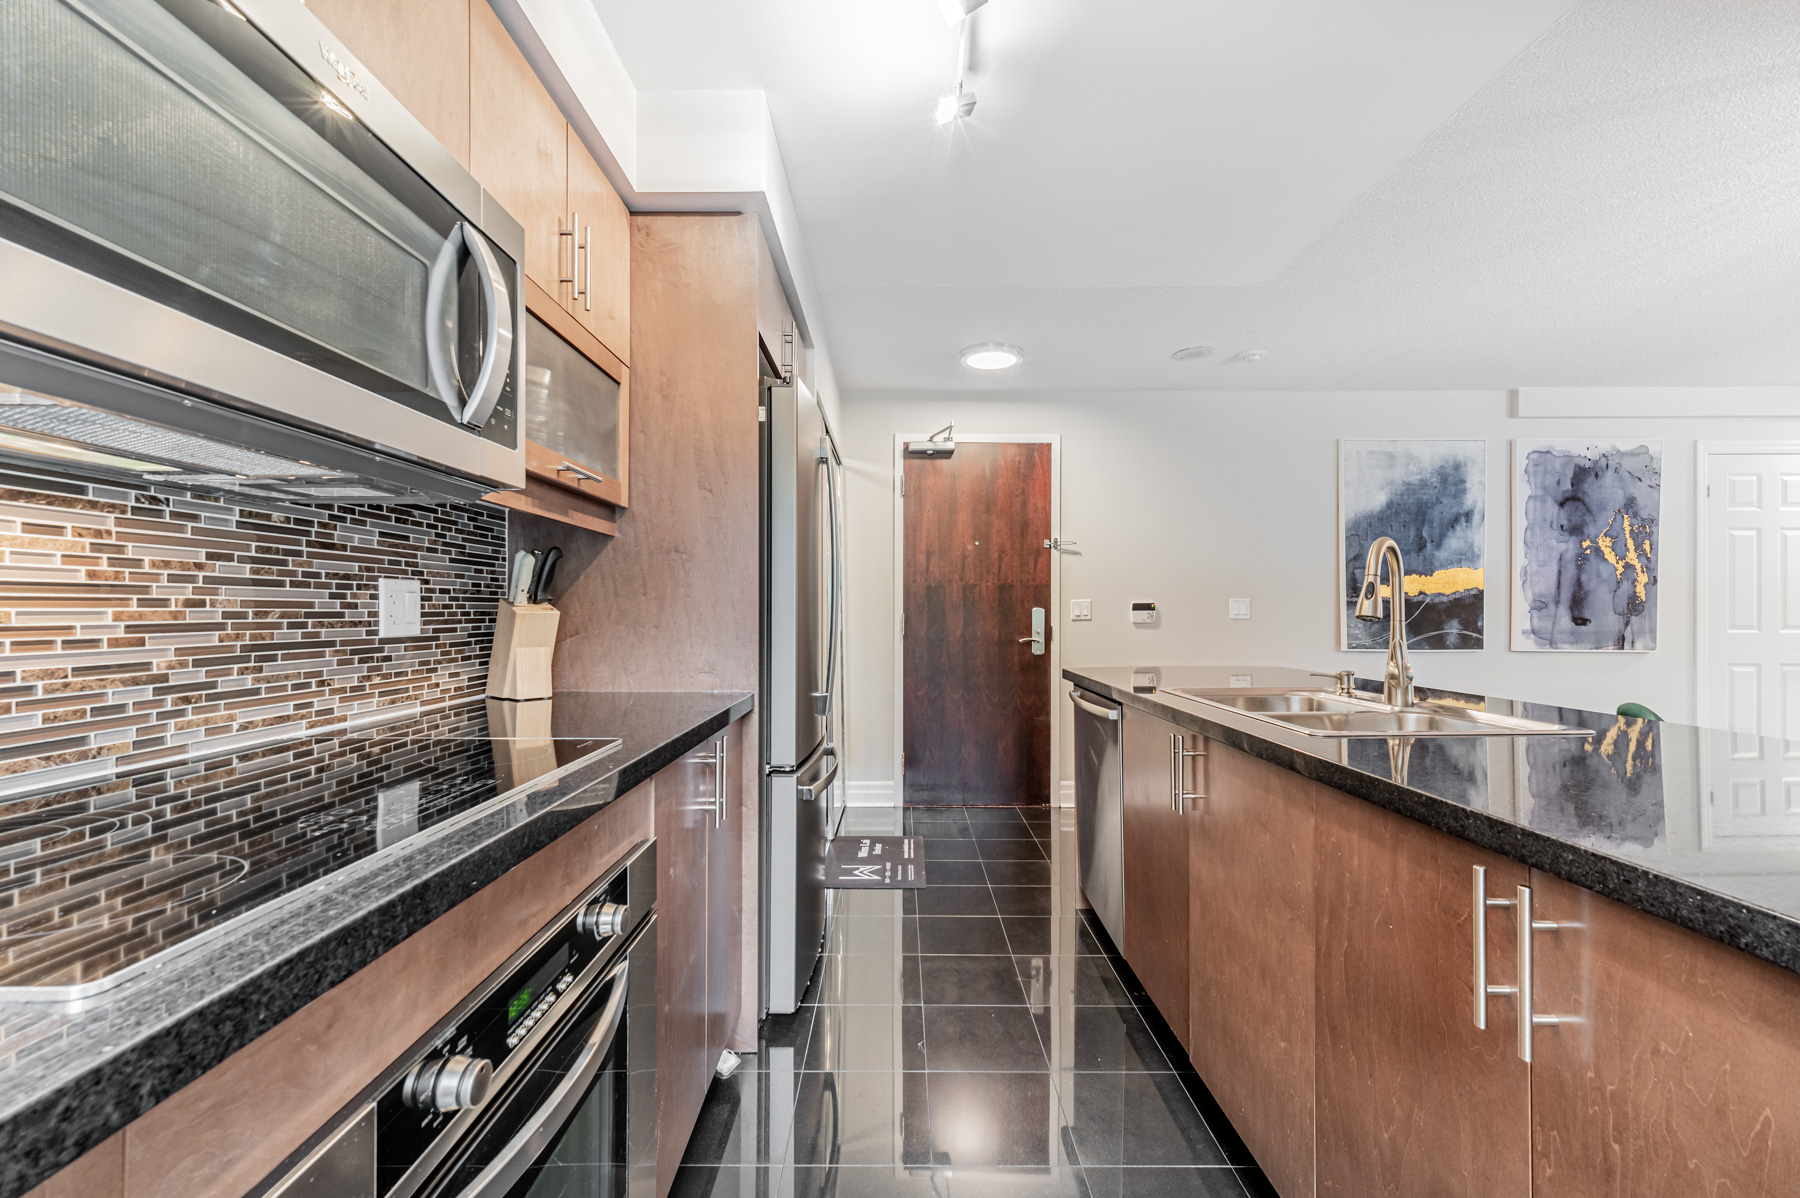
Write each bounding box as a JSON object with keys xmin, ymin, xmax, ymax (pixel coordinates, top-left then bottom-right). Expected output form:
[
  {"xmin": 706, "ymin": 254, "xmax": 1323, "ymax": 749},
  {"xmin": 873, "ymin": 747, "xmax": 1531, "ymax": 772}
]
[{"xmin": 840, "ymin": 389, "xmax": 1800, "ymax": 801}]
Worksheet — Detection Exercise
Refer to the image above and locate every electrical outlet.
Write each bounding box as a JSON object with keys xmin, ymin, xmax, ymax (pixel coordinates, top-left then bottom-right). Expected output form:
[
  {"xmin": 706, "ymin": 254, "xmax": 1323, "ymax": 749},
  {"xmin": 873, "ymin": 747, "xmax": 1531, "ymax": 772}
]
[
  {"xmin": 1229, "ymin": 598, "xmax": 1252, "ymax": 620},
  {"xmin": 1071, "ymin": 599, "xmax": 1092, "ymax": 621},
  {"xmin": 378, "ymin": 577, "xmax": 421, "ymax": 638}
]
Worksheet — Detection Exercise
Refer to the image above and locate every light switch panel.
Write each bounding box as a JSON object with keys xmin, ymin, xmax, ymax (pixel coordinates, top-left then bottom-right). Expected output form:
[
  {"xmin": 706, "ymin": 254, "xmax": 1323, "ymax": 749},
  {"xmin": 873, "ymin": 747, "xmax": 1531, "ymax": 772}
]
[
  {"xmin": 1071, "ymin": 599, "xmax": 1092, "ymax": 621},
  {"xmin": 1228, "ymin": 598, "xmax": 1252, "ymax": 620},
  {"xmin": 378, "ymin": 577, "xmax": 421, "ymax": 638}
]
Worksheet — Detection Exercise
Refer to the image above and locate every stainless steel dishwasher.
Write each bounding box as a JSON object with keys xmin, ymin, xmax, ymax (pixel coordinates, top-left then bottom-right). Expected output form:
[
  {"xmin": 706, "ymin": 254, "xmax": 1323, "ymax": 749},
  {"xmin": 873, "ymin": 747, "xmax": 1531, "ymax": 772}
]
[{"xmin": 1069, "ymin": 687, "xmax": 1124, "ymax": 948}]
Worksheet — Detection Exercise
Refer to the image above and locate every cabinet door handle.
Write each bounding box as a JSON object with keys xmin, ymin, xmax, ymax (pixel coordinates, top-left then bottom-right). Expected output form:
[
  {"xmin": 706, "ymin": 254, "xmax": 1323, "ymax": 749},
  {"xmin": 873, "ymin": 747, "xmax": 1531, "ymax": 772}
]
[
  {"xmin": 559, "ymin": 215, "xmax": 577, "ymax": 293},
  {"xmin": 1472, "ymin": 864, "xmax": 1517, "ymax": 1029},
  {"xmin": 558, "ymin": 461, "xmax": 606, "ymax": 485},
  {"xmin": 1169, "ymin": 734, "xmax": 1206, "ymax": 813},
  {"xmin": 581, "ymin": 223, "xmax": 592, "ymax": 311},
  {"xmin": 713, "ymin": 734, "xmax": 728, "ymax": 828},
  {"xmin": 1514, "ymin": 885, "xmax": 1577, "ymax": 1062}
]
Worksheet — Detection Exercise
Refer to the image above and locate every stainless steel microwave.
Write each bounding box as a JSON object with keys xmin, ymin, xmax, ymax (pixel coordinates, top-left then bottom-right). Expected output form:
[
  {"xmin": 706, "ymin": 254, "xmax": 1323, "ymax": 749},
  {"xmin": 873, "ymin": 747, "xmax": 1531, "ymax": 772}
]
[{"xmin": 0, "ymin": 0, "xmax": 527, "ymax": 502}]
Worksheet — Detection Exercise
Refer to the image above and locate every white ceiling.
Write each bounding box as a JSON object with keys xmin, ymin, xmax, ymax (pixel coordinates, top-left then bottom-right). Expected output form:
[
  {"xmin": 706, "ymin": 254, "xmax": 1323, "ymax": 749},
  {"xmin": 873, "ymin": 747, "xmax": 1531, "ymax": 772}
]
[{"xmin": 591, "ymin": 0, "xmax": 1800, "ymax": 391}]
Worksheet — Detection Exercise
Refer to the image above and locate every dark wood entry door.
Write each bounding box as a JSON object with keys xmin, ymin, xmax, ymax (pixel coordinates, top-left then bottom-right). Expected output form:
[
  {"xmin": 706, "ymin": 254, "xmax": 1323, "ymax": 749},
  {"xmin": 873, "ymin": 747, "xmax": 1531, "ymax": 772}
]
[{"xmin": 903, "ymin": 440, "xmax": 1052, "ymax": 806}]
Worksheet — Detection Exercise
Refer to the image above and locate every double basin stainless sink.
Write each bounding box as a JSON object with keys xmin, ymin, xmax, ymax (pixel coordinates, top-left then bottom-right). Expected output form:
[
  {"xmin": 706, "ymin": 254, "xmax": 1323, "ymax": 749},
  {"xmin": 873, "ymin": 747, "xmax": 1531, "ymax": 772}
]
[{"xmin": 1161, "ymin": 687, "xmax": 1590, "ymax": 738}]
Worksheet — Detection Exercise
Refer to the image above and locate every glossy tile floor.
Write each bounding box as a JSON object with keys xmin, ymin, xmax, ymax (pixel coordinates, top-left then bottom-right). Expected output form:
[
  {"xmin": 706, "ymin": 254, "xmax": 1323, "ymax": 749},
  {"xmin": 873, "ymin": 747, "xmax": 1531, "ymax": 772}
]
[{"xmin": 671, "ymin": 806, "xmax": 1278, "ymax": 1198}]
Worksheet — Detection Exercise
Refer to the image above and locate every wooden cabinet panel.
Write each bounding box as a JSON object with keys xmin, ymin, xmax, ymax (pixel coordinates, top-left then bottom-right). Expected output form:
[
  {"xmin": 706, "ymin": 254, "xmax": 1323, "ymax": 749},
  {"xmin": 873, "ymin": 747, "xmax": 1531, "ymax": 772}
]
[
  {"xmin": 567, "ymin": 134, "xmax": 632, "ymax": 364},
  {"xmin": 1529, "ymin": 871, "xmax": 1800, "ymax": 1197},
  {"xmin": 654, "ymin": 751, "xmax": 713, "ymax": 1198},
  {"xmin": 306, "ymin": 0, "xmax": 470, "ymax": 167},
  {"xmin": 1120, "ymin": 706, "xmax": 1190, "ymax": 1047},
  {"xmin": 1313, "ymin": 792, "xmax": 1531, "ymax": 1197},
  {"xmin": 470, "ymin": 1, "xmax": 567, "ymax": 302},
  {"xmin": 1188, "ymin": 742, "xmax": 1316, "ymax": 1198}
]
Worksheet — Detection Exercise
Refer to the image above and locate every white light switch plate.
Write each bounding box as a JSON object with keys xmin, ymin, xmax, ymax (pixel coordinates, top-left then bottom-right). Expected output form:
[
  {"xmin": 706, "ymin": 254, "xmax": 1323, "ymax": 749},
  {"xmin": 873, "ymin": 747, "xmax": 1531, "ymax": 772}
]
[
  {"xmin": 1229, "ymin": 598, "xmax": 1252, "ymax": 620},
  {"xmin": 1071, "ymin": 599, "xmax": 1092, "ymax": 621},
  {"xmin": 379, "ymin": 577, "xmax": 421, "ymax": 638}
]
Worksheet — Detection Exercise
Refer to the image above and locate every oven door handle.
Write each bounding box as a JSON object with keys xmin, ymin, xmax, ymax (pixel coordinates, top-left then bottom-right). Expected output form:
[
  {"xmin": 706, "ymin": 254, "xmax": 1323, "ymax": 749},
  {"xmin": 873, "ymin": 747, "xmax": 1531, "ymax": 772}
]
[{"xmin": 455, "ymin": 957, "xmax": 629, "ymax": 1198}]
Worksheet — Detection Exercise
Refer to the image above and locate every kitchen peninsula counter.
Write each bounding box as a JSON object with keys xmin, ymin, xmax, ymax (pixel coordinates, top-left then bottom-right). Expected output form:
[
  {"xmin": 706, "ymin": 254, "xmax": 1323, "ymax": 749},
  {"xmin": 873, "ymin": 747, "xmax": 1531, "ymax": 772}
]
[
  {"xmin": 1065, "ymin": 664, "xmax": 1800, "ymax": 977},
  {"xmin": 0, "ymin": 690, "xmax": 752, "ymax": 1198}
]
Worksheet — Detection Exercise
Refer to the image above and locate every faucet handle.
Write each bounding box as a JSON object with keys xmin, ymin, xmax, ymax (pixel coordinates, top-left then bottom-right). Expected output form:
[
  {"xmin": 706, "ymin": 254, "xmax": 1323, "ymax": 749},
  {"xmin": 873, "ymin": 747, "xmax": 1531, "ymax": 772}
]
[{"xmin": 1309, "ymin": 670, "xmax": 1358, "ymax": 697}]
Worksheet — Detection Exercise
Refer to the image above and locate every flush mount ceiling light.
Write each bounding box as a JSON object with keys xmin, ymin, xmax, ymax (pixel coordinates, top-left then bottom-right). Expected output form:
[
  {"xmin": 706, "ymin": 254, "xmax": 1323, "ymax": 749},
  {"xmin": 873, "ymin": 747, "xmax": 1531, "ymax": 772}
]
[
  {"xmin": 1233, "ymin": 348, "xmax": 1268, "ymax": 363},
  {"xmin": 960, "ymin": 343, "xmax": 1023, "ymax": 370},
  {"xmin": 1171, "ymin": 345, "xmax": 1214, "ymax": 361}
]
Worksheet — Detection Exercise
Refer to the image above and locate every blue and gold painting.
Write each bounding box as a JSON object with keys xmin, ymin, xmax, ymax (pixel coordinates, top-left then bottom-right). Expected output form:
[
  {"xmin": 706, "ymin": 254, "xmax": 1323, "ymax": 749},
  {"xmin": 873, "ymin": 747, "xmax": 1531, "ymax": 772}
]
[
  {"xmin": 1339, "ymin": 440, "xmax": 1486, "ymax": 652},
  {"xmin": 1512, "ymin": 441, "xmax": 1661, "ymax": 652}
]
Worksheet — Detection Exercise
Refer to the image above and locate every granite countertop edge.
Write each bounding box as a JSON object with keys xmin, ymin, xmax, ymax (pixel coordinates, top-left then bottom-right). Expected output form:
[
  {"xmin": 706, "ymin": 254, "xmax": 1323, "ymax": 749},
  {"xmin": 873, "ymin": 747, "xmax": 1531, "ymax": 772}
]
[
  {"xmin": 0, "ymin": 690, "xmax": 753, "ymax": 1198},
  {"xmin": 1063, "ymin": 668, "xmax": 1800, "ymax": 980}
]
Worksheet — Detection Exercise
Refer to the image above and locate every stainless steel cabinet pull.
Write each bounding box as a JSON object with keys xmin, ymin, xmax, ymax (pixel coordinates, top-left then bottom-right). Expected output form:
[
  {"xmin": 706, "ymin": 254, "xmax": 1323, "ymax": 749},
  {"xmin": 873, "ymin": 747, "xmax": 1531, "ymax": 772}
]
[
  {"xmin": 1472, "ymin": 865, "xmax": 1517, "ymax": 1029},
  {"xmin": 712, "ymin": 734, "xmax": 728, "ymax": 828},
  {"xmin": 557, "ymin": 461, "xmax": 606, "ymax": 485},
  {"xmin": 1169, "ymin": 734, "xmax": 1206, "ymax": 813},
  {"xmin": 558, "ymin": 218, "xmax": 577, "ymax": 292},
  {"xmin": 1515, "ymin": 885, "xmax": 1576, "ymax": 1062},
  {"xmin": 581, "ymin": 223, "xmax": 592, "ymax": 311}
]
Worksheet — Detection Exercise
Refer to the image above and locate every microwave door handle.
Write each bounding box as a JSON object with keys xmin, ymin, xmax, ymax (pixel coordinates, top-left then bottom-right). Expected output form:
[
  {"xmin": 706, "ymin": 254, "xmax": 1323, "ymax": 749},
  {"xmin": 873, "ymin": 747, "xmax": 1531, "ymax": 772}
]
[
  {"xmin": 457, "ymin": 224, "xmax": 515, "ymax": 429},
  {"xmin": 423, "ymin": 227, "xmax": 466, "ymax": 420},
  {"xmin": 454, "ymin": 958, "xmax": 630, "ymax": 1198}
]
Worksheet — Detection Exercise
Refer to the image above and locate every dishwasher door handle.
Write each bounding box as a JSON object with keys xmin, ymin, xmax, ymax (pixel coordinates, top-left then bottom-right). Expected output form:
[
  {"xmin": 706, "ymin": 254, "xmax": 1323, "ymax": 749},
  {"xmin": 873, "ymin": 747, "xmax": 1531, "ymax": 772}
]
[{"xmin": 1069, "ymin": 689, "xmax": 1120, "ymax": 720}]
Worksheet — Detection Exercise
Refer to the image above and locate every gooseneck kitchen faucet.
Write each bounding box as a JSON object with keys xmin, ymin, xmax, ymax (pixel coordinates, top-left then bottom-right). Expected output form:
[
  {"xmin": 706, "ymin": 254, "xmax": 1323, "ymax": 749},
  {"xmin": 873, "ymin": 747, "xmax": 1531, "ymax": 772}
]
[{"xmin": 1354, "ymin": 536, "xmax": 1415, "ymax": 707}]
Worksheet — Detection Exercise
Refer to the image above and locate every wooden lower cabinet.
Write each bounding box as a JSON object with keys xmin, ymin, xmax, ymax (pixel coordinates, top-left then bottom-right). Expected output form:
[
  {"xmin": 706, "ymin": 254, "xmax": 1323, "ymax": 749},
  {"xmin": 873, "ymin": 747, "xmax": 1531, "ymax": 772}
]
[
  {"xmin": 654, "ymin": 718, "xmax": 746, "ymax": 1198},
  {"xmin": 1313, "ymin": 790, "xmax": 1531, "ymax": 1197},
  {"xmin": 1188, "ymin": 743, "xmax": 1317, "ymax": 1198},
  {"xmin": 1120, "ymin": 706, "xmax": 1192, "ymax": 1042},
  {"xmin": 1528, "ymin": 870, "xmax": 1800, "ymax": 1197}
]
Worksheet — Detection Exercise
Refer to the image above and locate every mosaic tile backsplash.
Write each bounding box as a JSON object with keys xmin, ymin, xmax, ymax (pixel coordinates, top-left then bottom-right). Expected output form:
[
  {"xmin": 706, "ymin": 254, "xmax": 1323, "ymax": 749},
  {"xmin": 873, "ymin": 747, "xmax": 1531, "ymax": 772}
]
[{"xmin": 0, "ymin": 464, "xmax": 506, "ymax": 795}]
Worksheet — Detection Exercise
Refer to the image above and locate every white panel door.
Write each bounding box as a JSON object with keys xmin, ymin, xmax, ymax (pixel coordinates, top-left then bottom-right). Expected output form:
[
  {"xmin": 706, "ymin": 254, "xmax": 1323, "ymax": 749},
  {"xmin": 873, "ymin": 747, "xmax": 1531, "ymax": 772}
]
[{"xmin": 1702, "ymin": 452, "xmax": 1800, "ymax": 847}]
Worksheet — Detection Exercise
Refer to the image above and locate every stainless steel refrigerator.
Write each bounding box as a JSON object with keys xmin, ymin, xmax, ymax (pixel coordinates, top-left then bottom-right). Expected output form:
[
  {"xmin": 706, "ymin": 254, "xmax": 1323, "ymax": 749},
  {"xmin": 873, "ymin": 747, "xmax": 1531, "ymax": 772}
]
[{"xmin": 761, "ymin": 377, "xmax": 844, "ymax": 1015}]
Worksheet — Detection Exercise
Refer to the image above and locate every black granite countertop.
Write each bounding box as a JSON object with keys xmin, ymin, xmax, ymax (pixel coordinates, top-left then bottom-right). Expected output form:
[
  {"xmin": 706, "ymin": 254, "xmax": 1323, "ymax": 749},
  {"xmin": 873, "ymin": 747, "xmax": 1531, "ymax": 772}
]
[
  {"xmin": 1066, "ymin": 664, "xmax": 1800, "ymax": 981},
  {"xmin": 0, "ymin": 689, "xmax": 752, "ymax": 1198}
]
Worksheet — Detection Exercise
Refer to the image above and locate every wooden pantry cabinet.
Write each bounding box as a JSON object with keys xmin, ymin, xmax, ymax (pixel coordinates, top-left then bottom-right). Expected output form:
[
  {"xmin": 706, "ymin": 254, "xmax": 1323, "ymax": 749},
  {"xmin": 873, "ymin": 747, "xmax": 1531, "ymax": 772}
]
[{"xmin": 1108, "ymin": 712, "xmax": 1800, "ymax": 1198}]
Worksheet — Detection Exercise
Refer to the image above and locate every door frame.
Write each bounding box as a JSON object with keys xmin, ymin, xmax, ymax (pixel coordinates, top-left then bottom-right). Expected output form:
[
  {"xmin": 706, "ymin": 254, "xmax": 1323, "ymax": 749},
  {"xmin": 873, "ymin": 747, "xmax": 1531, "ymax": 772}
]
[
  {"xmin": 893, "ymin": 432, "xmax": 1064, "ymax": 807},
  {"xmin": 1693, "ymin": 440, "xmax": 1800, "ymax": 733}
]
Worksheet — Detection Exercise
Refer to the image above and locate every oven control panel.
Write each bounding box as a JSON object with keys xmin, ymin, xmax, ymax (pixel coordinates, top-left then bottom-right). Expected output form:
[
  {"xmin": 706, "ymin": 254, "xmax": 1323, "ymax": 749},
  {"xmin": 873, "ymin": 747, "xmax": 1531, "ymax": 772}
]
[{"xmin": 255, "ymin": 839, "xmax": 654, "ymax": 1198}]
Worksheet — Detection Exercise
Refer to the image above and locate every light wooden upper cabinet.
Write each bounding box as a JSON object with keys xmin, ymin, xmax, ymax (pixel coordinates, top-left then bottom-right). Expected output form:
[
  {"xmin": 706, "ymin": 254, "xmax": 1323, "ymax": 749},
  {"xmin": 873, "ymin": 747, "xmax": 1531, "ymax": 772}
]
[
  {"xmin": 305, "ymin": 0, "xmax": 471, "ymax": 167},
  {"xmin": 567, "ymin": 133, "xmax": 631, "ymax": 364},
  {"xmin": 470, "ymin": 0, "xmax": 568, "ymax": 303}
]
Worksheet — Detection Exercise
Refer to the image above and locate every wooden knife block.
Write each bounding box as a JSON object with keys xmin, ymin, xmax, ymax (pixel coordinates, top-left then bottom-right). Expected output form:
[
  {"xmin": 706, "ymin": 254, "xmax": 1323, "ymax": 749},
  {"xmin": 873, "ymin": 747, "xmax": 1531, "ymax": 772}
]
[{"xmin": 487, "ymin": 601, "xmax": 560, "ymax": 701}]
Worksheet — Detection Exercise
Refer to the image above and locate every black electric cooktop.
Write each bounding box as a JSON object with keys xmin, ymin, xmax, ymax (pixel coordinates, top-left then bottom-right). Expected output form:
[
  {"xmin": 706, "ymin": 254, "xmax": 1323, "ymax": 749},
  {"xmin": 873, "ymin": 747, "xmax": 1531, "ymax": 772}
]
[{"xmin": 0, "ymin": 702, "xmax": 618, "ymax": 999}]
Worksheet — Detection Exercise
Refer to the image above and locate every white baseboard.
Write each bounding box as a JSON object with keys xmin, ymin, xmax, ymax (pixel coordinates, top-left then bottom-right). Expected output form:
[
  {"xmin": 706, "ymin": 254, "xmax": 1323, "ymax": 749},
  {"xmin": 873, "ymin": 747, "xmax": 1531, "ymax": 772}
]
[{"xmin": 843, "ymin": 780, "xmax": 897, "ymax": 807}]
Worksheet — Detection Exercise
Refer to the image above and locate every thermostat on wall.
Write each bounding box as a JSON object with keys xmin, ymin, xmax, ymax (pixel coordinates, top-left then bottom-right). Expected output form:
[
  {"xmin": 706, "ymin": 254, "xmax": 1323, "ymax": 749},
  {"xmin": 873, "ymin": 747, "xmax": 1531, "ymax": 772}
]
[{"xmin": 1130, "ymin": 601, "xmax": 1158, "ymax": 625}]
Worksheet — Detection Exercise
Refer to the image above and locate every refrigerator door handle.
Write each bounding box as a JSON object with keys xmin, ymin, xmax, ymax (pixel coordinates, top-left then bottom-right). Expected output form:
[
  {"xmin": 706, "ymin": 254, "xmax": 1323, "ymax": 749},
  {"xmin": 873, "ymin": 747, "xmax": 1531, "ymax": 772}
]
[{"xmin": 797, "ymin": 749, "xmax": 838, "ymax": 802}]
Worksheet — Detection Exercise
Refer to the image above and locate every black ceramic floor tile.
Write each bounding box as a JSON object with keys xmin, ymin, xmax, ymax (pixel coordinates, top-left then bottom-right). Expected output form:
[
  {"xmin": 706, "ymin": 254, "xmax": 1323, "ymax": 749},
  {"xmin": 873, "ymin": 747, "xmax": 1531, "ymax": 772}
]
[
  {"xmin": 1053, "ymin": 1005, "xmax": 1176, "ymax": 1072},
  {"xmin": 1231, "ymin": 1167, "xmax": 1278, "ymax": 1197},
  {"xmin": 811, "ymin": 952, "xmax": 921, "ymax": 1005},
  {"xmin": 983, "ymin": 859, "xmax": 1053, "ymax": 886},
  {"xmin": 976, "ymin": 838, "xmax": 1049, "ymax": 861},
  {"xmin": 1079, "ymin": 1167, "xmax": 1253, "ymax": 1198},
  {"xmin": 919, "ymin": 955, "xmax": 1028, "ymax": 1005},
  {"xmin": 804, "ymin": 1003, "xmax": 927, "ymax": 1072},
  {"xmin": 836, "ymin": 890, "xmax": 908, "ymax": 917},
  {"xmin": 675, "ymin": 1165, "xmax": 944, "ymax": 1198},
  {"xmin": 822, "ymin": 915, "xmax": 912, "ymax": 957},
  {"xmin": 1060, "ymin": 1071, "xmax": 1231, "ymax": 1167},
  {"xmin": 925, "ymin": 860, "xmax": 989, "ymax": 886},
  {"xmin": 1170, "ymin": 1071, "xmax": 1259, "ymax": 1168},
  {"xmin": 990, "ymin": 886, "xmax": 1055, "ymax": 916},
  {"xmin": 925, "ymin": 1070, "xmax": 1057, "ymax": 1167},
  {"xmin": 1013, "ymin": 953, "xmax": 1134, "ymax": 1006},
  {"xmin": 924, "ymin": 838, "xmax": 983, "ymax": 861},
  {"xmin": 917, "ymin": 915, "xmax": 1011, "ymax": 955},
  {"xmin": 931, "ymin": 1167, "xmax": 1089, "ymax": 1198},
  {"xmin": 922, "ymin": 1006, "xmax": 1049, "ymax": 1071},
  {"xmin": 1002, "ymin": 916, "xmax": 1109, "ymax": 956},
  {"xmin": 679, "ymin": 1070, "xmax": 767, "ymax": 1167},
  {"xmin": 789, "ymin": 1069, "xmax": 922, "ymax": 1165},
  {"xmin": 909, "ymin": 886, "xmax": 999, "ymax": 917},
  {"xmin": 964, "ymin": 807, "xmax": 1036, "ymax": 823}
]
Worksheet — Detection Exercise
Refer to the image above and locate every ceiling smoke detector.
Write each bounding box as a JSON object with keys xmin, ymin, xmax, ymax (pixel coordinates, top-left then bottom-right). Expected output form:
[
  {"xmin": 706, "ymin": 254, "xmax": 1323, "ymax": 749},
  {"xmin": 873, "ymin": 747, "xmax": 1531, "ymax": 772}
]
[
  {"xmin": 1233, "ymin": 349, "xmax": 1268, "ymax": 363},
  {"xmin": 960, "ymin": 343, "xmax": 1022, "ymax": 370},
  {"xmin": 1170, "ymin": 346, "xmax": 1214, "ymax": 361}
]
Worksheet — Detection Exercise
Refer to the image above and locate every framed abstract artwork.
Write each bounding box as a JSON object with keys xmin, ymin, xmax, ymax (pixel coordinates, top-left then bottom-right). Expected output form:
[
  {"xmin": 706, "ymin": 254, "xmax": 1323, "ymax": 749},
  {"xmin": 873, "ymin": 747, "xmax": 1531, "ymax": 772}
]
[
  {"xmin": 1339, "ymin": 440, "xmax": 1486, "ymax": 651},
  {"xmin": 1511, "ymin": 441, "xmax": 1662, "ymax": 652}
]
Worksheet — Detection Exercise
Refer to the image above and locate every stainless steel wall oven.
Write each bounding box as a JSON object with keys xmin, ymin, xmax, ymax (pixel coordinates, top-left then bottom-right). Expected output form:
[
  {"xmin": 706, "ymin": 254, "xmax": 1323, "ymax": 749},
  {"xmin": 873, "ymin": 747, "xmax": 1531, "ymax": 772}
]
[
  {"xmin": 0, "ymin": 0, "xmax": 527, "ymax": 501},
  {"xmin": 256, "ymin": 842, "xmax": 658, "ymax": 1198}
]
